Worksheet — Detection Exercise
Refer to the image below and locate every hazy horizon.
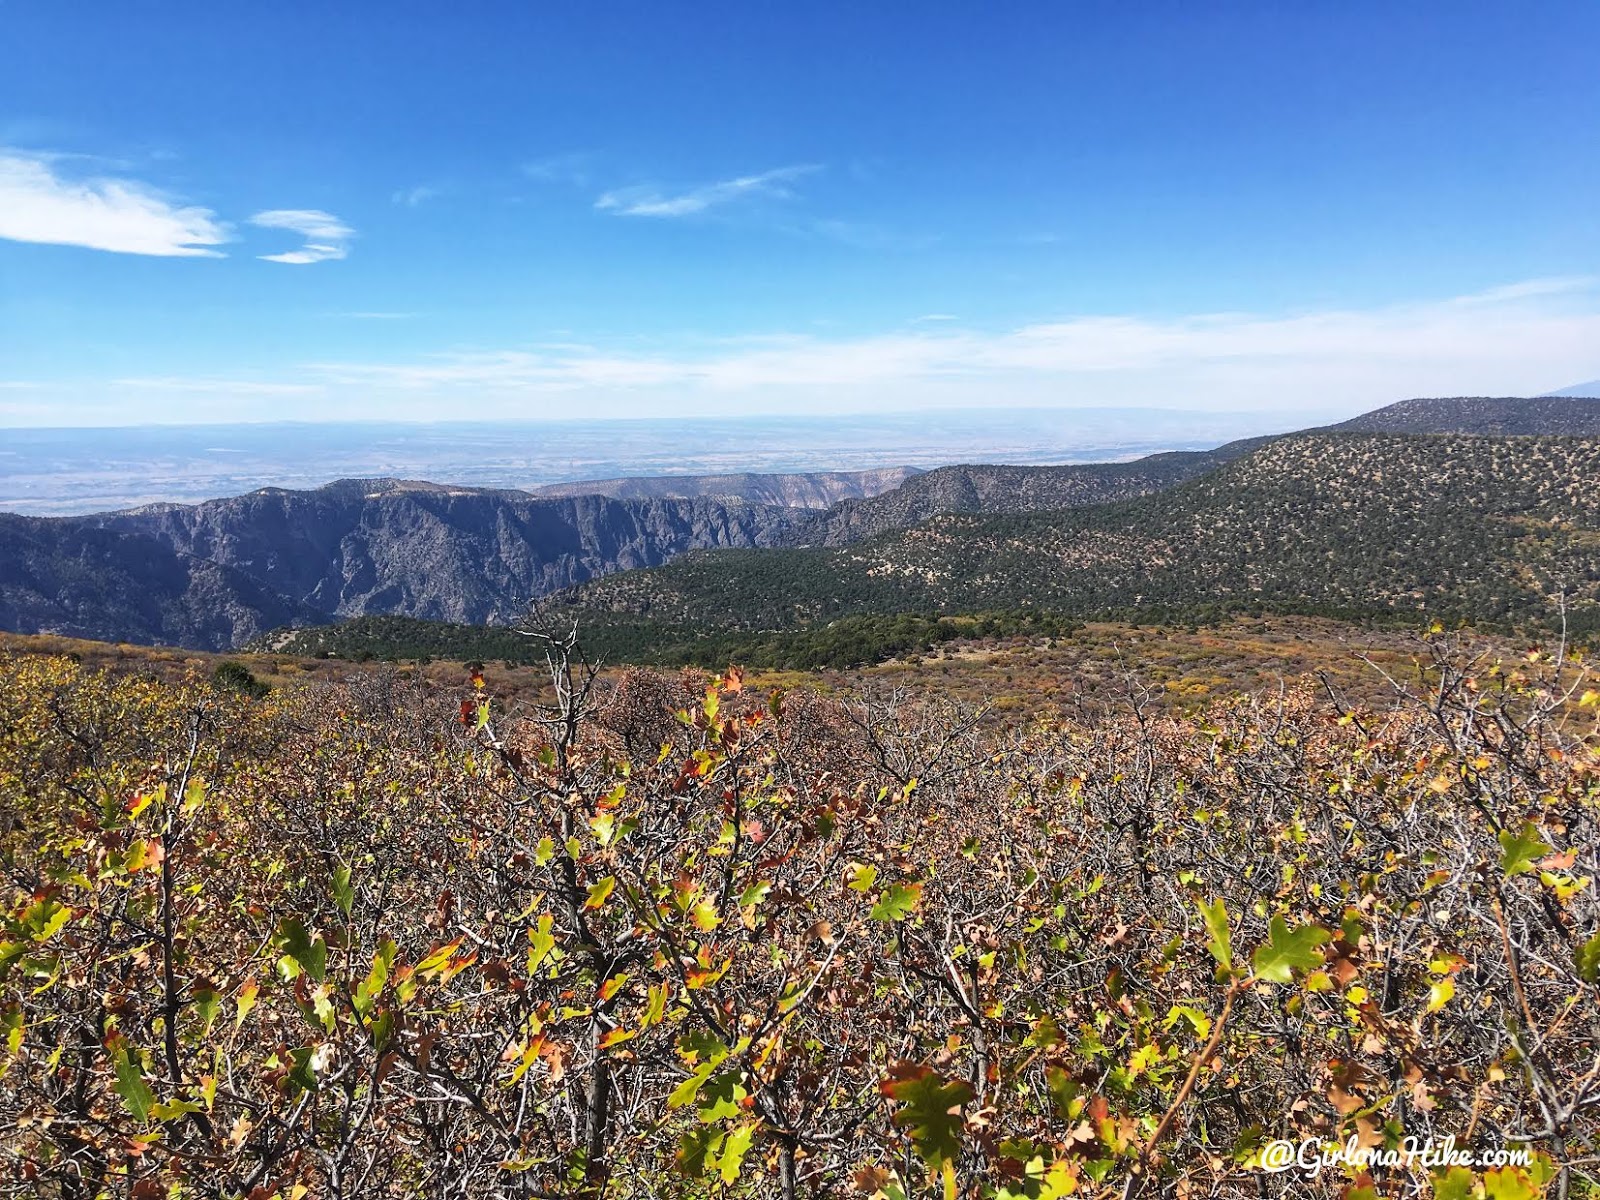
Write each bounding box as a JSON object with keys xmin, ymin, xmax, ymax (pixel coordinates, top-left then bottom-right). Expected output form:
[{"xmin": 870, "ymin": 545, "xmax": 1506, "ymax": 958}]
[{"xmin": 0, "ymin": 405, "xmax": 1298, "ymax": 515}]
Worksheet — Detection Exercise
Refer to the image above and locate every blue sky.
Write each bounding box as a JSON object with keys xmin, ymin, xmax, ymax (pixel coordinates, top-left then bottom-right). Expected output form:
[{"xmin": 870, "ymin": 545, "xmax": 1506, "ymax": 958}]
[{"xmin": 2, "ymin": 1, "xmax": 1599, "ymax": 426}]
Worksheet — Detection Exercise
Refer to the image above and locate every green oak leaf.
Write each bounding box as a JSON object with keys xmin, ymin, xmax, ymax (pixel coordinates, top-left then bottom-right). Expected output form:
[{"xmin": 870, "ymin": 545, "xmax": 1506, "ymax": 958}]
[
  {"xmin": 1498, "ymin": 822, "xmax": 1551, "ymax": 878},
  {"xmin": 1198, "ymin": 897, "xmax": 1232, "ymax": 969},
  {"xmin": 870, "ymin": 882, "xmax": 924, "ymax": 923},
  {"xmin": 881, "ymin": 1063, "xmax": 974, "ymax": 1170},
  {"xmin": 1250, "ymin": 916, "xmax": 1330, "ymax": 984}
]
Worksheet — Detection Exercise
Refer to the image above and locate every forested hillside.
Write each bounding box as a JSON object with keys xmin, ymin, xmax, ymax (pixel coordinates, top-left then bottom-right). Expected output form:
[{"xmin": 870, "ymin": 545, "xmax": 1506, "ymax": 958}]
[
  {"xmin": 786, "ymin": 397, "xmax": 1600, "ymax": 548},
  {"xmin": 8, "ymin": 397, "xmax": 1600, "ymax": 653},
  {"xmin": 564, "ymin": 433, "xmax": 1600, "ymax": 637},
  {"xmin": 782, "ymin": 442, "xmax": 1271, "ymax": 547},
  {"xmin": 1331, "ymin": 394, "xmax": 1600, "ymax": 435}
]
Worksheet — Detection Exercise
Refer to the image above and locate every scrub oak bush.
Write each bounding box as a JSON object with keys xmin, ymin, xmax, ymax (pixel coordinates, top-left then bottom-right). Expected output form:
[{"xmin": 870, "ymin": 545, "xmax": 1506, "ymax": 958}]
[{"xmin": 1, "ymin": 628, "xmax": 1597, "ymax": 1199}]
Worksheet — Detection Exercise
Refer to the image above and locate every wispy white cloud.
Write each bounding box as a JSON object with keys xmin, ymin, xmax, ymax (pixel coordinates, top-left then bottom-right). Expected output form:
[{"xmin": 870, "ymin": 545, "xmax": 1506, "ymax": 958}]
[
  {"xmin": 12, "ymin": 280, "xmax": 1599, "ymax": 424},
  {"xmin": 596, "ymin": 164, "xmax": 821, "ymax": 218},
  {"xmin": 250, "ymin": 208, "xmax": 354, "ymax": 264},
  {"xmin": 390, "ymin": 185, "xmax": 439, "ymax": 207},
  {"xmin": 0, "ymin": 149, "xmax": 229, "ymax": 257},
  {"xmin": 1449, "ymin": 275, "xmax": 1598, "ymax": 305},
  {"xmin": 522, "ymin": 152, "xmax": 596, "ymax": 187},
  {"xmin": 111, "ymin": 376, "xmax": 322, "ymax": 395},
  {"xmin": 797, "ymin": 217, "xmax": 937, "ymax": 252},
  {"xmin": 300, "ymin": 279, "xmax": 1600, "ymax": 417}
]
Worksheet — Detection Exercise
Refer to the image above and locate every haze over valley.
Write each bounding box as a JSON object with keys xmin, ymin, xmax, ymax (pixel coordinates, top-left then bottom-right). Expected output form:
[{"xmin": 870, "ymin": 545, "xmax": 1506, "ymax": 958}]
[{"xmin": 0, "ymin": 406, "xmax": 1288, "ymax": 516}]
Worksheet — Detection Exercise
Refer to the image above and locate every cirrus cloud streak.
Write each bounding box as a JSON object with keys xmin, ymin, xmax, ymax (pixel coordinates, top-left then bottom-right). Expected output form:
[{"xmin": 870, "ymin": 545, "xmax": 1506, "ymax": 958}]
[
  {"xmin": 250, "ymin": 209, "xmax": 354, "ymax": 264},
  {"xmin": 596, "ymin": 164, "xmax": 821, "ymax": 218}
]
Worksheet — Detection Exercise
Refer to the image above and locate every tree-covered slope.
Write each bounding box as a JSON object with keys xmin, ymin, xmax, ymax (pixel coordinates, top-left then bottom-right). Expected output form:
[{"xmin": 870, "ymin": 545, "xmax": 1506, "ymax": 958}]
[
  {"xmin": 12, "ymin": 397, "xmax": 1600, "ymax": 654},
  {"xmin": 782, "ymin": 440, "xmax": 1274, "ymax": 546},
  {"xmin": 562, "ymin": 432, "xmax": 1600, "ymax": 634},
  {"xmin": 1331, "ymin": 394, "xmax": 1600, "ymax": 435},
  {"xmin": 785, "ymin": 396, "xmax": 1600, "ymax": 547}
]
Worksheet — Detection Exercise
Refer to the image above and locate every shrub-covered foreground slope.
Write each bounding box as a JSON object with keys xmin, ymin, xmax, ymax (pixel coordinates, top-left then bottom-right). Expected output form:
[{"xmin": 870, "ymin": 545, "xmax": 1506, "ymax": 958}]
[
  {"xmin": 565, "ymin": 433, "xmax": 1600, "ymax": 639},
  {"xmin": 2, "ymin": 633, "xmax": 1597, "ymax": 1198}
]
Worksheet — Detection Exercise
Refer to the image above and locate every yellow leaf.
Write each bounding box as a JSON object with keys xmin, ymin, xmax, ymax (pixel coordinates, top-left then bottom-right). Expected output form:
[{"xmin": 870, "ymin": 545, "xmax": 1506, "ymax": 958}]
[
  {"xmin": 643, "ymin": 983, "xmax": 669, "ymax": 1027},
  {"xmin": 417, "ymin": 938, "xmax": 464, "ymax": 975},
  {"xmin": 1426, "ymin": 978, "xmax": 1455, "ymax": 1014},
  {"xmin": 1128, "ymin": 1043, "xmax": 1162, "ymax": 1077},
  {"xmin": 234, "ymin": 979, "xmax": 259, "ymax": 1029}
]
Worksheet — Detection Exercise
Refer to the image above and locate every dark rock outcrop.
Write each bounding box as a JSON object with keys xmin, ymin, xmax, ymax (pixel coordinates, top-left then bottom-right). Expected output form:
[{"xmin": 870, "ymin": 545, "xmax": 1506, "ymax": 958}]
[
  {"xmin": 2, "ymin": 479, "xmax": 798, "ymax": 649},
  {"xmin": 0, "ymin": 514, "xmax": 321, "ymax": 648}
]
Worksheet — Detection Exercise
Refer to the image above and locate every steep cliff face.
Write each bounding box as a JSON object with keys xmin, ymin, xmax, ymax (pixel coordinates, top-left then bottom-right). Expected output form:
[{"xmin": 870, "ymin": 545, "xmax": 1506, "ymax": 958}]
[
  {"xmin": 0, "ymin": 515, "xmax": 322, "ymax": 648},
  {"xmin": 527, "ymin": 466, "xmax": 921, "ymax": 508},
  {"xmin": 2, "ymin": 479, "xmax": 798, "ymax": 648},
  {"xmin": 88, "ymin": 479, "xmax": 800, "ymax": 626}
]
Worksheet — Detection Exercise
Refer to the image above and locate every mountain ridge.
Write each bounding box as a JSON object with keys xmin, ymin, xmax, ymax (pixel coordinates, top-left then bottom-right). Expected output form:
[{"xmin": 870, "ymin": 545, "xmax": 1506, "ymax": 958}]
[
  {"xmin": 783, "ymin": 438, "xmax": 1278, "ymax": 546},
  {"xmin": 557, "ymin": 430, "xmax": 1600, "ymax": 644},
  {"xmin": 7, "ymin": 395, "xmax": 1600, "ymax": 651},
  {"xmin": 1542, "ymin": 382, "xmax": 1600, "ymax": 399},
  {"xmin": 1330, "ymin": 394, "xmax": 1600, "ymax": 435},
  {"xmin": 526, "ymin": 466, "xmax": 920, "ymax": 508}
]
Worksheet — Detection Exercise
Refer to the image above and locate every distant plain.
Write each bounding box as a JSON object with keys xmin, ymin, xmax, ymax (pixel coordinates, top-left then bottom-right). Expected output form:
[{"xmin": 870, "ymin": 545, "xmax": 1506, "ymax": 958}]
[{"xmin": 0, "ymin": 406, "xmax": 1287, "ymax": 514}]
